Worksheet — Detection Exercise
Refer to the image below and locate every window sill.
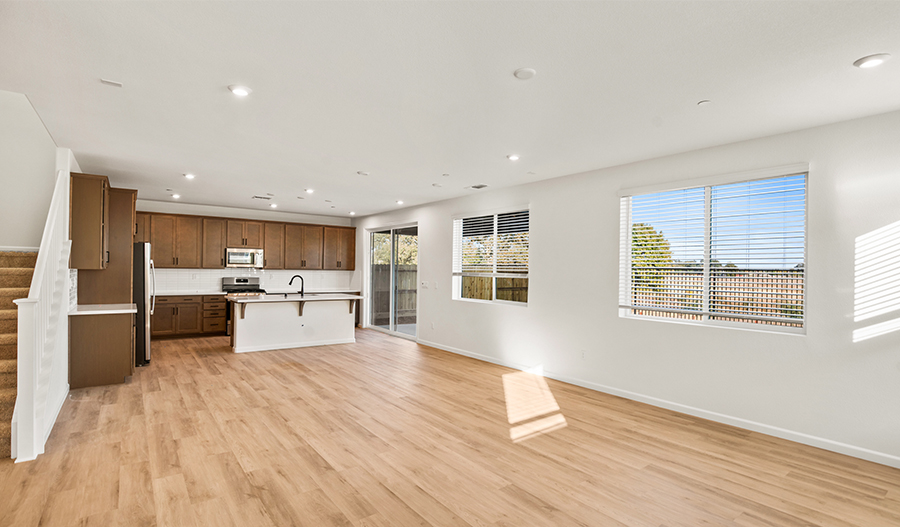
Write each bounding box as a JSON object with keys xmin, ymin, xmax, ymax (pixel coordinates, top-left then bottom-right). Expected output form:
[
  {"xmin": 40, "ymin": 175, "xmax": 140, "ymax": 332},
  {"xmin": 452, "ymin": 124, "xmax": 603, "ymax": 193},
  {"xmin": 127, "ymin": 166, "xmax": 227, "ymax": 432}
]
[
  {"xmin": 619, "ymin": 311, "xmax": 806, "ymax": 336},
  {"xmin": 453, "ymin": 297, "xmax": 528, "ymax": 307}
]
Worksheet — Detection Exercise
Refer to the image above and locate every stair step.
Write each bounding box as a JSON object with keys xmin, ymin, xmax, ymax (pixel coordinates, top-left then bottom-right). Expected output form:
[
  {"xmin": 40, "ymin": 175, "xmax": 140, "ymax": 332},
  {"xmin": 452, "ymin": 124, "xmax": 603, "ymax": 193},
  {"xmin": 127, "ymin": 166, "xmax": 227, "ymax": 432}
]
[
  {"xmin": 0, "ymin": 318, "xmax": 14, "ymax": 334},
  {"xmin": 0, "ymin": 371, "xmax": 13, "ymax": 390},
  {"xmin": 0, "ymin": 268, "xmax": 34, "ymax": 289},
  {"xmin": 0, "ymin": 288, "xmax": 30, "ymax": 310},
  {"xmin": 0, "ymin": 251, "xmax": 38, "ymax": 269},
  {"xmin": 0, "ymin": 359, "xmax": 15, "ymax": 373},
  {"xmin": 0, "ymin": 335, "xmax": 16, "ymax": 360}
]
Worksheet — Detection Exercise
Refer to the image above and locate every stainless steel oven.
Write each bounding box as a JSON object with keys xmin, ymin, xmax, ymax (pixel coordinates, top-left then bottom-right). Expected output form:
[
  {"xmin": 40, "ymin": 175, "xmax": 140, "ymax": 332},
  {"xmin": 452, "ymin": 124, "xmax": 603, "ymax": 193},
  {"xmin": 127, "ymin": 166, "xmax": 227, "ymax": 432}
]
[{"xmin": 225, "ymin": 248, "xmax": 264, "ymax": 268}]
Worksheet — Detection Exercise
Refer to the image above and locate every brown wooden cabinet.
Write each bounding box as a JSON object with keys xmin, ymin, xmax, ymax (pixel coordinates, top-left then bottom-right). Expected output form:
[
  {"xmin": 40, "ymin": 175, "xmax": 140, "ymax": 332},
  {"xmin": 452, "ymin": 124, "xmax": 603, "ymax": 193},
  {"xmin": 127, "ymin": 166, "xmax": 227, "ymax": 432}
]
[
  {"xmin": 227, "ymin": 220, "xmax": 263, "ymax": 249},
  {"xmin": 174, "ymin": 216, "xmax": 202, "ymax": 268},
  {"xmin": 150, "ymin": 214, "xmax": 201, "ymax": 268},
  {"xmin": 70, "ymin": 173, "xmax": 110, "ymax": 269},
  {"xmin": 135, "ymin": 212, "xmax": 150, "ymax": 243},
  {"xmin": 285, "ymin": 224, "xmax": 323, "ymax": 269},
  {"xmin": 323, "ymin": 226, "xmax": 356, "ymax": 270},
  {"xmin": 151, "ymin": 296, "xmax": 203, "ymax": 336},
  {"xmin": 69, "ymin": 314, "xmax": 134, "ymax": 389},
  {"xmin": 135, "ymin": 211, "xmax": 352, "ymax": 271},
  {"xmin": 202, "ymin": 218, "xmax": 227, "ymax": 268},
  {"xmin": 149, "ymin": 214, "xmax": 176, "ymax": 268},
  {"xmin": 78, "ymin": 188, "xmax": 136, "ymax": 305},
  {"xmin": 202, "ymin": 295, "xmax": 227, "ymax": 334},
  {"xmin": 264, "ymin": 223, "xmax": 285, "ymax": 269}
]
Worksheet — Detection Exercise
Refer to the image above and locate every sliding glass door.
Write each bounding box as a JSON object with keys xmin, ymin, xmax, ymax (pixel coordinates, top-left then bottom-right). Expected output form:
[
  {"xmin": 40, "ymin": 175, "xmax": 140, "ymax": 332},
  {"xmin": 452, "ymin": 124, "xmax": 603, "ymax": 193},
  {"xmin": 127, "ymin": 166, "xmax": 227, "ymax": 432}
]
[{"xmin": 370, "ymin": 225, "xmax": 418, "ymax": 338}]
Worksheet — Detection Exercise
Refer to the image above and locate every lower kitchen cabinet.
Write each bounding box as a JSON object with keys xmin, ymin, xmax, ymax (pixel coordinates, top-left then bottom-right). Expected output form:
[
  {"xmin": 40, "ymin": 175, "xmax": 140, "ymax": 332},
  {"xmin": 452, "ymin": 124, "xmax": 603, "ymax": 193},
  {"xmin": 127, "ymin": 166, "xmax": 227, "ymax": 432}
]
[
  {"xmin": 70, "ymin": 313, "xmax": 134, "ymax": 389},
  {"xmin": 151, "ymin": 295, "xmax": 226, "ymax": 338}
]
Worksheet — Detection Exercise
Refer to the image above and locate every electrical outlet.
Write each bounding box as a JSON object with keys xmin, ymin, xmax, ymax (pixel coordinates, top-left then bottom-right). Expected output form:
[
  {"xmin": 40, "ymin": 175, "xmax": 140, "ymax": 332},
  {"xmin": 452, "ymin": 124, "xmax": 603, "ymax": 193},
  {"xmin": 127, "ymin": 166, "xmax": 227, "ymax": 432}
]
[
  {"xmin": 581, "ymin": 350, "xmax": 586, "ymax": 360},
  {"xmin": 421, "ymin": 281, "xmax": 429, "ymax": 289},
  {"xmin": 433, "ymin": 280, "xmax": 438, "ymax": 289},
  {"xmin": 191, "ymin": 273, "xmax": 198, "ymax": 280}
]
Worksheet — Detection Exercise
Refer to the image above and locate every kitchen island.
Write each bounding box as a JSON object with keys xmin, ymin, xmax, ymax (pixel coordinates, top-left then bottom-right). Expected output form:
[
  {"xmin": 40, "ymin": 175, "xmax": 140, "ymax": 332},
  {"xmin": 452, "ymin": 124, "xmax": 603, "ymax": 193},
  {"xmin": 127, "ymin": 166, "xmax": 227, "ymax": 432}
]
[{"xmin": 226, "ymin": 293, "xmax": 363, "ymax": 353}]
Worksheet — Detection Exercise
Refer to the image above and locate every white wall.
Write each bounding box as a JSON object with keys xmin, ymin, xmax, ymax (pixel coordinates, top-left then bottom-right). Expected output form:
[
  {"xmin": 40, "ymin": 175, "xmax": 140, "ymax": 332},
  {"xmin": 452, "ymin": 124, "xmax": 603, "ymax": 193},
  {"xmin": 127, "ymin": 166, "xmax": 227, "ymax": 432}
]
[
  {"xmin": 0, "ymin": 90, "xmax": 59, "ymax": 249},
  {"xmin": 353, "ymin": 109, "xmax": 900, "ymax": 468},
  {"xmin": 136, "ymin": 199, "xmax": 351, "ymax": 227}
]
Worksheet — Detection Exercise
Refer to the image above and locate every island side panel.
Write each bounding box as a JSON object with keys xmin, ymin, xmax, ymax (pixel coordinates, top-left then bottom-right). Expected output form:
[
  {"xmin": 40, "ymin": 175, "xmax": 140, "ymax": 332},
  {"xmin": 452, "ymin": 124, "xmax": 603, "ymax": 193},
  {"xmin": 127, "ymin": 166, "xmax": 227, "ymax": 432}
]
[{"xmin": 232, "ymin": 299, "xmax": 356, "ymax": 353}]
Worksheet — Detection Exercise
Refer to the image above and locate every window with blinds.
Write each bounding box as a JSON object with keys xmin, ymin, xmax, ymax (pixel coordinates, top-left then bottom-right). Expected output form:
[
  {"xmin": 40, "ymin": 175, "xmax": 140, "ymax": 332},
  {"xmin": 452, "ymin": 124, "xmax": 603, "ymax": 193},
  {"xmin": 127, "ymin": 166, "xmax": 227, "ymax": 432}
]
[
  {"xmin": 620, "ymin": 173, "xmax": 806, "ymax": 329},
  {"xmin": 453, "ymin": 210, "xmax": 529, "ymax": 304}
]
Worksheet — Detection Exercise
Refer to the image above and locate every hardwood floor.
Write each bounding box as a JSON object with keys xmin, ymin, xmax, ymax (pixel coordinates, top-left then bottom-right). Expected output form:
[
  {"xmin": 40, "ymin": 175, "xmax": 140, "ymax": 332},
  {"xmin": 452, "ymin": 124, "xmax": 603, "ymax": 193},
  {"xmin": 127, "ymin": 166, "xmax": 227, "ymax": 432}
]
[{"xmin": 1, "ymin": 329, "xmax": 899, "ymax": 526}]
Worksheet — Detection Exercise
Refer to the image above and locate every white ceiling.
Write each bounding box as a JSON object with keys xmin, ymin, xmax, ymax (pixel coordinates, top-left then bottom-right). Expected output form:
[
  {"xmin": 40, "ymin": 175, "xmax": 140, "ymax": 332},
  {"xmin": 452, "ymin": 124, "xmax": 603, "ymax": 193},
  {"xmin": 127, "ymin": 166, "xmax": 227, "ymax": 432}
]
[{"xmin": 1, "ymin": 1, "xmax": 899, "ymax": 218}]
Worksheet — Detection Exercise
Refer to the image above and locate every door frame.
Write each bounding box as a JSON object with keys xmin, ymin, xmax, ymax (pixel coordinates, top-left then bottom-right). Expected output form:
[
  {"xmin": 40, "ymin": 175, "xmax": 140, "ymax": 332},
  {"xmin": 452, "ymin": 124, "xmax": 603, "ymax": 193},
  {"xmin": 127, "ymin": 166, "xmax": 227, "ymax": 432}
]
[{"xmin": 364, "ymin": 222, "xmax": 418, "ymax": 341}]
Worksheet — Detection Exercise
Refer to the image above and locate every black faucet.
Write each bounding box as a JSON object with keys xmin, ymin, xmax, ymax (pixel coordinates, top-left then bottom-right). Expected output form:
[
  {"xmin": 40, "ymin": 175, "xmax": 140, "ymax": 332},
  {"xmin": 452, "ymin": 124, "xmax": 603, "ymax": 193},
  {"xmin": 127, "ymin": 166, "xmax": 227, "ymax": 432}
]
[{"xmin": 289, "ymin": 275, "xmax": 304, "ymax": 297}]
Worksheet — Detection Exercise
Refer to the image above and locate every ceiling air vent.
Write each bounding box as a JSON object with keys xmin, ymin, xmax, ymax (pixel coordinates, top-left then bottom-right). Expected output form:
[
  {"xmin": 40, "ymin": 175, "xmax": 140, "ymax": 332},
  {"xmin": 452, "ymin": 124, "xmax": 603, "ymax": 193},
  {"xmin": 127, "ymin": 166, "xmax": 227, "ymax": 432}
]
[
  {"xmin": 468, "ymin": 184, "xmax": 489, "ymax": 190},
  {"xmin": 251, "ymin": 195, "xmax": 272, "ymax": 200}
]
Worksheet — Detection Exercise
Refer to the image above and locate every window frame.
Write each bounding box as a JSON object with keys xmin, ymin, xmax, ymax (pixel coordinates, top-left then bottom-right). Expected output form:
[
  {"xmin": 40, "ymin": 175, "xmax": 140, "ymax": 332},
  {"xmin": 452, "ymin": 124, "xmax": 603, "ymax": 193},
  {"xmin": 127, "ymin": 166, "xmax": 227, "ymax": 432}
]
[
  {"xmin": 618, "ymin": 164, "xmax": 809, "ymax": 334},
  {"xmin": 452, "ymin": 206, "xmax": 530, "ymax": 306}
]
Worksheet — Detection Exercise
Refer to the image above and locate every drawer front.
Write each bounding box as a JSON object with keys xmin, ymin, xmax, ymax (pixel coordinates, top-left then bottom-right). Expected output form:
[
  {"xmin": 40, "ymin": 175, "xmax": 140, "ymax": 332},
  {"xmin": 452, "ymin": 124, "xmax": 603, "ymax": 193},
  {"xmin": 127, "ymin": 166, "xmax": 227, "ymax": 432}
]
[
  {"xmin": 203, "ymin": 310, "xmax": 226, "ymax": 318},
  {"xmin": 203, "ymin": 295, "xmax": 225, "ymax": 303},
  {"xmin": 176, "ymin": 296, "xmax": 199, "ymax": 303},
  {"xmin": 203, "ymin": 302, "xmax": 226, "ymax": 310},
  {"xmin": 203, "ymin": 318, "xmax": 226, "ymax": 333},
  {"xmin": 155, "ymin": 297, "xmax": 171, "ymax": 303}
]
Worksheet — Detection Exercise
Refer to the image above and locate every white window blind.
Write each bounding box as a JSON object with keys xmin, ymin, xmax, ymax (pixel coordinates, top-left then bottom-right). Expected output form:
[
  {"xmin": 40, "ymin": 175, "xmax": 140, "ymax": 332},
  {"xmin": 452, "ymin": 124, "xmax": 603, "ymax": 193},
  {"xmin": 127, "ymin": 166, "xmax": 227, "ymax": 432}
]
[
  {"xmin": 621, "ymin": 173, "xmax": 806, "ymax": 328},
  {"xmin": 453, "ymin": 210, "xmax": 529, "ymax": 303}
]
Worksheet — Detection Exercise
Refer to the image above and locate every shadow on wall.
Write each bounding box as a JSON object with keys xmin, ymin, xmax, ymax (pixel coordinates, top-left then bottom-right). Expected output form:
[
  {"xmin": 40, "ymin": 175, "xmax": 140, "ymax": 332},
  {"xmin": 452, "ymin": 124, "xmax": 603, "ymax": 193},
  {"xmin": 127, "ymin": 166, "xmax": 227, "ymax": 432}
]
[
  {"xmin": 853, "ymin": 220, "xmax": 900, "ymax": 342},
  {"xmin": 502, "ymin": 366, "xmax": 567, "ymax": 442}
]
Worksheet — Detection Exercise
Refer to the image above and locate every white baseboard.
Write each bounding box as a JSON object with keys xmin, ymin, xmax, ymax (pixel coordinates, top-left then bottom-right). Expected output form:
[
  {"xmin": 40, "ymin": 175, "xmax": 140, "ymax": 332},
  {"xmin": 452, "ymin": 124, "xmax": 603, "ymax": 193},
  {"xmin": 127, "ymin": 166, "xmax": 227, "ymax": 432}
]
[
  {"xmin": 416, "ymin": 338, "xmax": 900, "ymax": 470},
  {"xmin": 234, "ymin": 337, "xmax": 356, "ymax": 354},
  {"xmin": 44, "ymin": 384, "xmax": 69, "ymax": 444},
  {"xmin": 0, "ymin": 246, "xmax": 39, "ymax": 252}
]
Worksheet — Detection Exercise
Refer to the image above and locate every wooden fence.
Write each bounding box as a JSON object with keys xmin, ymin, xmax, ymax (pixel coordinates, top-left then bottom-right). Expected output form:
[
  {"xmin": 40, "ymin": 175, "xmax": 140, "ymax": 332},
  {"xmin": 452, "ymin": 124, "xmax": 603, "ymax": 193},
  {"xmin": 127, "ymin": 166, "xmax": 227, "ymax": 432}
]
[
  {"xmin": 371, "ymin": 264, "xmax": 418, "ymax": 326},
  {"xmin": 461, "ymin": 276, "xmax": 529, "ymax": 303}
]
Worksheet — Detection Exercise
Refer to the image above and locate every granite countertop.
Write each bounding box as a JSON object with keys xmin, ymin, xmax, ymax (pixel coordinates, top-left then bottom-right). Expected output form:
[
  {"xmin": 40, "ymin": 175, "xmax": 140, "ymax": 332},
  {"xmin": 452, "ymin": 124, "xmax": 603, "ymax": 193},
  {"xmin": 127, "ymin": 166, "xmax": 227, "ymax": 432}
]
[{"xmin": 69, "ymin": 303, "xmax": 137, "ymax": 316}]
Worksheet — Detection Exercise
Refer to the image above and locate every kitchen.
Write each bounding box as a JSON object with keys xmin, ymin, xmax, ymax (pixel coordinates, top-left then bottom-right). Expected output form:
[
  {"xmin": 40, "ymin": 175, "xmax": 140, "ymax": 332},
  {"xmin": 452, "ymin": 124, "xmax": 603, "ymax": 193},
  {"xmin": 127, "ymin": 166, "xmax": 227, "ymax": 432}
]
[{"xmin": 68, "ymin": 172, "xmax": 363, "ymax": 389}]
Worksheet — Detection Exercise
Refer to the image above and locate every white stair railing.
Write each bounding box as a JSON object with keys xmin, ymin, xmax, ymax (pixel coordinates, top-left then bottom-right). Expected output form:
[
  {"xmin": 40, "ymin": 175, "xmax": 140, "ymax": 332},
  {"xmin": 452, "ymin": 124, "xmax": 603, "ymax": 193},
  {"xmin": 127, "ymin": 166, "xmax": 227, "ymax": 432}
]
[{"xmin": 12, "ymin": 169, "xmax": 71, "ymax": 461}]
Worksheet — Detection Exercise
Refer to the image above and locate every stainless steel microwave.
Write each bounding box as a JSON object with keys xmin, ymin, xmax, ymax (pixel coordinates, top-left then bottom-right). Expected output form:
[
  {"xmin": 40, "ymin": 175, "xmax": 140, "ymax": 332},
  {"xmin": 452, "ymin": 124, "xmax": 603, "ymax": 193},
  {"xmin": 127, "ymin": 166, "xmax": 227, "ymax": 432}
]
[{"xmin": 225, "ymin": 248, "xmax": 264, "ymax": 268}]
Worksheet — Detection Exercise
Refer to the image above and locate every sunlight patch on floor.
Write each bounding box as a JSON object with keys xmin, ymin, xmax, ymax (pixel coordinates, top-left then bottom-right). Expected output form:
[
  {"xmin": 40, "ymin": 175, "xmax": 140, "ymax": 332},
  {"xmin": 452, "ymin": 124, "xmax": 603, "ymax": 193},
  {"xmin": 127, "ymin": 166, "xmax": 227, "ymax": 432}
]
[{"xmin": 502, "ymin": 368, "xmax": 567, "ymax": 443}]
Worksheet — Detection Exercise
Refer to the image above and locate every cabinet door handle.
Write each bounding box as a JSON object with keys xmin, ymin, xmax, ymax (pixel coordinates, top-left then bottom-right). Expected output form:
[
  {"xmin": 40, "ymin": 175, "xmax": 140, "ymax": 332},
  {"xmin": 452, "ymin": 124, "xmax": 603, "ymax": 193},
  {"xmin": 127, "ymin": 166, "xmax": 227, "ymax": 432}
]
[
  {"xmin": 337, "ymin": 261, "xmax": 341, "ymax": 268},
  {"xmin": 221, "ymin": 257, "xmax": 224, "ymax": 266},
  {"xmin": 173, "ymin": 257, "xmax": 176, "ymax": 265},
  {"xmin": 176, "ymin": 257, "xmax": 179, "ymax": 266},
  {"xmin": 106, "ymin": 251, "xmax": 110, "ymax": 265}
]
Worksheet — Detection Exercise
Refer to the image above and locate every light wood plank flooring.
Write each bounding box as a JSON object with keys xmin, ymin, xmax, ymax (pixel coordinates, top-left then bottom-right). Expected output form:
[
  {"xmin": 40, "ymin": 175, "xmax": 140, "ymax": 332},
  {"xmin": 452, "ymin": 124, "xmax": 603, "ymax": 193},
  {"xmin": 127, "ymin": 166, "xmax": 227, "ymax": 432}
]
[{"xmin": 1, "ymin": 329, "xmax": 899, "ymax": 526}]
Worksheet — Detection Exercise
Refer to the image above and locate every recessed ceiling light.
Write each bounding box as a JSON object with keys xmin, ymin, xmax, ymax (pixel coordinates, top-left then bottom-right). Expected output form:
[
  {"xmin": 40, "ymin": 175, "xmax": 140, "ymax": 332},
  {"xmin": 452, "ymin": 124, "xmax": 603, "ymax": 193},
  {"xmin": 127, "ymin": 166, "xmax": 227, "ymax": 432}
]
[
  {"xmin": 396, "ymin": 200, "xmax": 403, "ymax": 205},
  {"xmin": 100, "ymin": 79, "xmax": 123, "ymax": 88},
  {"xmin": 507, "ymin": 154, "xmax": 520, "ymax": 161},
  {"xmin": 331, "ymin": 206, "xmax": 336, "ymax": 209},
  {"xmin": 172, "ymin": 194, "xmax": 180, "ymax": 199},
  {"xmin": 305, "ymin": 189, "xmax": 314, "ymax": 194},
  {"xmin": 349, "ymin": 212, "xmax": 356, "ymax": 216},
  {"xmin": 270, "ymin": 204, "xmax": 277, "ymax": 208},
  {"xmin": 853, "ymin": 53, "xmax": 891, "ymax": 68},
  {"xmin": 442, "ymin": 173, "xmax": 450, "ymax": 177},
  {"xmin": 228, "ymin": 85, "xmax": 252, "ymax": 97},
  {"xmin": 432, "ymin": 183, "xmax": 442, "ymax": 188},
  {"xmin": 184, "ymin": 173, "xmax": 195, "ymax": 179},
  {"xmin": 697, "ymin": 100, "xmax": 711, "ymax": 106},
  {"xmin": 325, "ymin": 200, "xmax": 332, "ymax": 203},
  {"xmin": 357, "ymin": 171, "xmax": 369, "ymax": 176},
  {"xmin": 297, "ymin": 196, "xmax": 305, "ymax": 199},
  {"xmin": 513, "ymin": 68, "xmax": 537, "ymax": 80}
]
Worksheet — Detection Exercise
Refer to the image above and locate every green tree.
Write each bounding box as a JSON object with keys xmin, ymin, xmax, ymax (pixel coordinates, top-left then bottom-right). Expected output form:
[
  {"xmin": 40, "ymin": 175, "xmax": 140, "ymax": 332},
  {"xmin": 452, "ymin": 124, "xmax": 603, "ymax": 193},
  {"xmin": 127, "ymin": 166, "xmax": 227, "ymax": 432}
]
[
  {"xmin": 373, "ymin": 234, "xmax": 418, "ymax": 265},
  {"xmin": 631, "ymin": 222, "xmax": 673, "ymax": 293}
]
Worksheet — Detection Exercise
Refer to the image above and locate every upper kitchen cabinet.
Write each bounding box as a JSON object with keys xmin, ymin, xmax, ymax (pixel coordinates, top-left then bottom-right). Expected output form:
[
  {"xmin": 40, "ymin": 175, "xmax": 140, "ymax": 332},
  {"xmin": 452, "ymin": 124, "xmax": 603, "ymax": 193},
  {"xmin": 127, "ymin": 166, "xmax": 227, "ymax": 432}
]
[
  {"xmin": 263, "ymin": 223, "xmax": 285, "ymax": 269},
  {"xmin": 150, "ymin": 214, "xmax": 201, "ymax": 268},
  {"xmin": 323, "ymin": 226, "xmax": 355, "ymax": 270},
  {"xmin": 284, "ymin": 224, "xmax": 323, "ymax": 269},
  {"xmin": 202, "ymin": 218, "xmax": 226, "ymax": 268},
  {"xmin": 135, "ymin": 212, "xmax": 150, "ymax": 243},
  {"xmin": 226, "ymin": 220, "xmax": 263, "ymax": 249},
  {"xmin": 69, "ymin": 173, "xmax": 110, "ymax": 269},
  {"xmin": 78, "ymin": 188, "xmax": 136, "ymax": 305}
]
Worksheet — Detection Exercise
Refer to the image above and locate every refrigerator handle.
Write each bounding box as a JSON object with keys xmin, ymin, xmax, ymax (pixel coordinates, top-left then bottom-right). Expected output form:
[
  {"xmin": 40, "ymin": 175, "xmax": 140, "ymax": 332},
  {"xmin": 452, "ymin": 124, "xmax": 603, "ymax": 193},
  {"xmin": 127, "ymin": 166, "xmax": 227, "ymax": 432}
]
[{"xmin": 150, "ymin": 258, "xmax": 157, "ymax": 315}]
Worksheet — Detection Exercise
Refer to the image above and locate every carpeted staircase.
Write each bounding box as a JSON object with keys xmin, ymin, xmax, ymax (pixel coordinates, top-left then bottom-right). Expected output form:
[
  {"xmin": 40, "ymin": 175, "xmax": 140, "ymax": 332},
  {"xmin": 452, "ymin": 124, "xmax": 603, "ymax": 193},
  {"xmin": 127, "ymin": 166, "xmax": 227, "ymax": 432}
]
[{"xmin": 0, "ymin": 251, "xmax": 37, "ymax": 458}]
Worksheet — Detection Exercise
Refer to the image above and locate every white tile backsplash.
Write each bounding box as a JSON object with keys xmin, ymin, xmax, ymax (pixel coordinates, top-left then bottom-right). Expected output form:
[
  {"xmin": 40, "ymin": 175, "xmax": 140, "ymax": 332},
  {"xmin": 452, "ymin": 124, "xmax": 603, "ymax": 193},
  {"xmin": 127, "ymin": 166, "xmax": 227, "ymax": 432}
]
[{"xmin": 153, "ymin": 268, "xmax": 356, "ymax": 294}]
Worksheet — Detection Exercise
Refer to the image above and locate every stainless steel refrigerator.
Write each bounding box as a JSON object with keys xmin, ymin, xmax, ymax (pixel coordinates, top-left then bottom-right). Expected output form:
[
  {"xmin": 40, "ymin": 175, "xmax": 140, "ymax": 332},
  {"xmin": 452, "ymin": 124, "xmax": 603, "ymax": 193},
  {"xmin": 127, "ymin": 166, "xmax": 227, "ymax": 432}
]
[{"xmin": 133, "ymin": 242, "xmax": 156, "ymax": 366}]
